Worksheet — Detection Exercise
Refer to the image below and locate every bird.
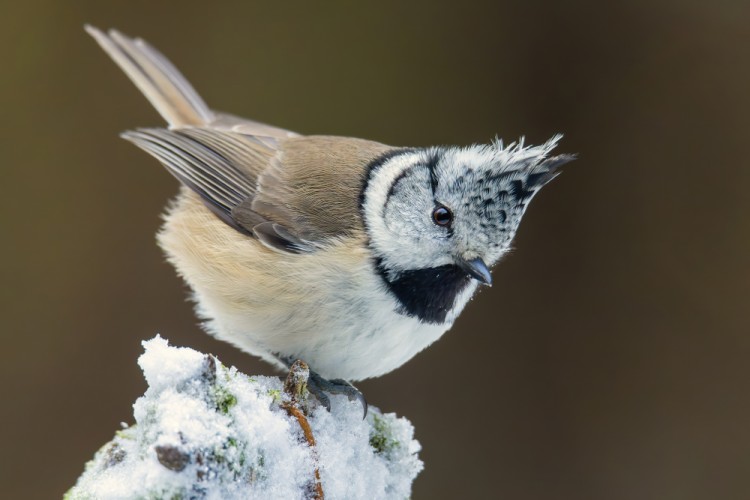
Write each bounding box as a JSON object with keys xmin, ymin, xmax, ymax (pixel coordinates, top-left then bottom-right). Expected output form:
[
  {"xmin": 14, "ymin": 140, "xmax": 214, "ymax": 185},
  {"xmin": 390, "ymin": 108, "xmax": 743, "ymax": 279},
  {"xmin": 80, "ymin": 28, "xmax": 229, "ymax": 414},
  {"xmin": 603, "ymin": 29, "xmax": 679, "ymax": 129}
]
[{"xmin": 86, "ymin": 26, "xmax": 574, "ymax": 413}]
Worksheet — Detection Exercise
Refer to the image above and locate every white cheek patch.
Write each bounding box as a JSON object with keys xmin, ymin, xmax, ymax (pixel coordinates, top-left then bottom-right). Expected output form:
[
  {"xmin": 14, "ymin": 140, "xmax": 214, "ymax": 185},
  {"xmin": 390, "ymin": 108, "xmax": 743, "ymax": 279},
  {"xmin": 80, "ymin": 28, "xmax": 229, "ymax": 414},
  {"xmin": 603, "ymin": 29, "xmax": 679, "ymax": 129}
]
[
  {"xmin": 382, "ymin": 168, "xmax": 432, "ymax": 237},
  {"xmin": 363, "ymin": 152, "xmax": 444, "ymax": 271}
]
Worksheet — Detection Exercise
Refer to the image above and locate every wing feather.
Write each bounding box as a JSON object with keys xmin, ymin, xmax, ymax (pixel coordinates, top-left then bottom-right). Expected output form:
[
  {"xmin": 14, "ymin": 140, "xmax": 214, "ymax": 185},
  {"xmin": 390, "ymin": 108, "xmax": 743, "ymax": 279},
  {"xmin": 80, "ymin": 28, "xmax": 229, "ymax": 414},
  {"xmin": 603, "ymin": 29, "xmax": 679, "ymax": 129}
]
[
  {"xmin": 89, "ymin": 26, "xmax": 394, "ymax": 253},
  {"xmin": 122, "ymin": 127, "xmax": 321, "ymax": 252},
  {"xmin": 87, "ymin": 25, "xmax": 300, "ymax": 139}
]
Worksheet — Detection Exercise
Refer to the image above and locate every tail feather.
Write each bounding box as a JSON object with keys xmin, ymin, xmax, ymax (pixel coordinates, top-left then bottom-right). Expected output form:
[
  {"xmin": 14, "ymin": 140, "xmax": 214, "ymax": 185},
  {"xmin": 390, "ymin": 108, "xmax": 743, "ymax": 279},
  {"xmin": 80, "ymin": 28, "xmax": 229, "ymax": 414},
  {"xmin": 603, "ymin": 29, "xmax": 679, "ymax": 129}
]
[{"xmin": 85, "ymin": 25, "xmax": 214, "ymax": 127}]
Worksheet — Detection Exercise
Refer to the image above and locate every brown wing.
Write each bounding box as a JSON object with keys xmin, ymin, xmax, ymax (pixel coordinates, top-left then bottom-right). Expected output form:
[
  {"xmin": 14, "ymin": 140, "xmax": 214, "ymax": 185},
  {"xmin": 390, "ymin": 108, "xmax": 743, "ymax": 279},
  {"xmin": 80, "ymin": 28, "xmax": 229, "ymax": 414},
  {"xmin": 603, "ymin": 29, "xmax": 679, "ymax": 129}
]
[
  {"xmin": 123, "ymin": 128, "xmax": 395, "ymax": 253},
  {"xmin": 89, "ymin": 26, "xmax": 397, "ymax": 251},
  {"xmin": 242, "ymin": 136, "xmax": 394, "ymax": 242}
]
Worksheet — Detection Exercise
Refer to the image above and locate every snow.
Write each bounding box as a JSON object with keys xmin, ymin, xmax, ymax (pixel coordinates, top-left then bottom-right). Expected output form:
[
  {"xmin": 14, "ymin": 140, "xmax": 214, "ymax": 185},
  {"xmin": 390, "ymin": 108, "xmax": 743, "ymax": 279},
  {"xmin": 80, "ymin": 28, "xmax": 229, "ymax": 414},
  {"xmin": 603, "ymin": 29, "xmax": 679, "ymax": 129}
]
[{"xmin": 66, "ymin": 336, "xmax": 423, "ymax": 499}]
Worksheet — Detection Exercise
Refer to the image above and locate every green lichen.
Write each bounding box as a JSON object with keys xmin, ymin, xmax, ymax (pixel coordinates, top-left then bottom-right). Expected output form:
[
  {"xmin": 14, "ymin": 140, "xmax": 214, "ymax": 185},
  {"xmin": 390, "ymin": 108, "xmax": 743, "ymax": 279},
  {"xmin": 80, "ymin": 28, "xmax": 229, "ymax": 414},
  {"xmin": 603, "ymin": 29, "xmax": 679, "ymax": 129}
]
[
  {"xmin": 267, "ymin": 389, "xmax": 282, "ymax": 404},
  {"xmin": 115, "ymin": 427, "xmax": 136, "ymax": 440},
  {"xmin": 209, "ymin": 361, "xmax": 239, "ymax": 414},
  {"xmin": 214, "ymin": 386, "xmax": 238, "ymax": 414},
  {"xmin": 369, "ymin": 414, "xmax": 401, "ymax": 454},
  {"xmin": 62, "ymin": 488, "xmax": 86, "ymax": 500}
]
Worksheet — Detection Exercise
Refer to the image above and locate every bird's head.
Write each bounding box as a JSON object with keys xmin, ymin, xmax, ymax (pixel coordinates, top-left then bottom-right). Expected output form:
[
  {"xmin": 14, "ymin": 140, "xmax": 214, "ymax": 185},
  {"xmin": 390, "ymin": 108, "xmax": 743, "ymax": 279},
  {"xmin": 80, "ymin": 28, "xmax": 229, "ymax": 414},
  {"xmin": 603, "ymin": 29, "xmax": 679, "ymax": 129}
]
[{"xmin": 362, "ymin": 135, "xmax": 574, "ymax": 290}]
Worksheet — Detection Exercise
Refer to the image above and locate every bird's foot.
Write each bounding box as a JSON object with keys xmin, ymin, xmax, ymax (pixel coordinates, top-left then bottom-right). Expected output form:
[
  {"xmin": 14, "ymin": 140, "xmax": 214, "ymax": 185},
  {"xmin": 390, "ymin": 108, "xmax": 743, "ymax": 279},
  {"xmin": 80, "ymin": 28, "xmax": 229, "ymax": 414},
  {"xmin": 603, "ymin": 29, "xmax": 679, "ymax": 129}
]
[
  {"xmin": 280, "ymin": 357, "xmax": 367, "ymax": 418},
  {"xmin": 308, "ymin": 371, "xmax": 368, "ymax": 419}
]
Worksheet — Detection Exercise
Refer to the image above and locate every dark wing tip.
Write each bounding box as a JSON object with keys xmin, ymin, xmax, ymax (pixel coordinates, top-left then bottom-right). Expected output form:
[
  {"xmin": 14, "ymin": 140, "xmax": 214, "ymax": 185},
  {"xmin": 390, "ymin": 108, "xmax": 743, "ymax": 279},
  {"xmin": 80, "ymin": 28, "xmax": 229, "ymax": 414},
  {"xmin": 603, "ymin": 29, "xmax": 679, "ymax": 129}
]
[{"xmin": 253, "ymin": 222, "xmax": 312, "ymax": 254}]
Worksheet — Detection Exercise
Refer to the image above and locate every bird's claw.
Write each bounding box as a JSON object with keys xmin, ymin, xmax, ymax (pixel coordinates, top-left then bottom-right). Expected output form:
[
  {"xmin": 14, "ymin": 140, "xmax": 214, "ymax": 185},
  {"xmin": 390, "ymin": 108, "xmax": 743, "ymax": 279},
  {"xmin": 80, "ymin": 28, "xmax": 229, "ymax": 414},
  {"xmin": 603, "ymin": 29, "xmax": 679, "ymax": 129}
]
[{"xmin": 308, "ymin": 371, "xmax": 368, "ymax": 419}]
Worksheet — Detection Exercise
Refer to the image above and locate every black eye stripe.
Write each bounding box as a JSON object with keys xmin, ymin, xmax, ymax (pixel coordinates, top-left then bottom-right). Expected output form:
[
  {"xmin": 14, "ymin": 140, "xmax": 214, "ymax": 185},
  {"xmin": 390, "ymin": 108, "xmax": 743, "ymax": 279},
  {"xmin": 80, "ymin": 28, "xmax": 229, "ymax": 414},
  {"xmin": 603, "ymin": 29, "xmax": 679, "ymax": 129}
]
[
  {"xmin": 425, "ymin": 152, "xmax": 441, "ymax": 195},
  {"xmin": 384, "ymin": 165, "xmax": 415, "ymax": 205},
  {"xmin": 359, "ymin": 147, "xmax": 417, "ymax": 213}
]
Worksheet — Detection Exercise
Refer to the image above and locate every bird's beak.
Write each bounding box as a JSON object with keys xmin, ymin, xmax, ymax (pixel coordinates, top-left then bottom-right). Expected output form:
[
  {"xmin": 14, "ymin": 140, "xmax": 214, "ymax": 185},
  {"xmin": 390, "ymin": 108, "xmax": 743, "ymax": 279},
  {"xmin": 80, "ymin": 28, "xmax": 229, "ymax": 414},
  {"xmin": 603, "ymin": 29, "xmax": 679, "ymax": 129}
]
[{"xmin": 457, "ymin": 257, "xmax": 492, "ymax": 286}]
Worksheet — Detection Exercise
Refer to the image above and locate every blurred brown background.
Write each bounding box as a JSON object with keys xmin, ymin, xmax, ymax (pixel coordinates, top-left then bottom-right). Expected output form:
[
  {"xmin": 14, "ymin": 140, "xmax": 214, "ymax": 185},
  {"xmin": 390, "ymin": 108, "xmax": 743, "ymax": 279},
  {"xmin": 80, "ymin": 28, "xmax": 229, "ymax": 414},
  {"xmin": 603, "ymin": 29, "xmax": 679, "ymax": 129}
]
[{"xmin": 2, "ymin": 1, "xmax": 749, "ymax": 499}]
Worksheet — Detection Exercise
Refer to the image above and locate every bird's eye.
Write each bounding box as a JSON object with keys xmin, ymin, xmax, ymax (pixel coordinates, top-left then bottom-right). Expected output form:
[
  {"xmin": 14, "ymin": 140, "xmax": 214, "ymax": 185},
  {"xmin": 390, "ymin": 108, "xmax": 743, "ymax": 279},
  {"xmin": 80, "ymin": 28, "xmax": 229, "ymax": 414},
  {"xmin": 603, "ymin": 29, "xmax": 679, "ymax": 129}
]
[{"xmin": 432, "ymin": 205, "xmax": 453, "ymax": 227}]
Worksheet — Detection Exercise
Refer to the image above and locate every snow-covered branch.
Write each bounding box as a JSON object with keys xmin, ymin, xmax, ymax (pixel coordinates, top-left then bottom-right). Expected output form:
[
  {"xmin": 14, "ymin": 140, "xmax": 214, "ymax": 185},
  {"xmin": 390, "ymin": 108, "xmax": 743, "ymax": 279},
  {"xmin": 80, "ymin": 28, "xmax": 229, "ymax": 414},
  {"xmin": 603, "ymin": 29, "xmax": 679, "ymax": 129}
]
[{"xmin": 66, "ymin": 336, "xmax": 422, "ymax": 499}]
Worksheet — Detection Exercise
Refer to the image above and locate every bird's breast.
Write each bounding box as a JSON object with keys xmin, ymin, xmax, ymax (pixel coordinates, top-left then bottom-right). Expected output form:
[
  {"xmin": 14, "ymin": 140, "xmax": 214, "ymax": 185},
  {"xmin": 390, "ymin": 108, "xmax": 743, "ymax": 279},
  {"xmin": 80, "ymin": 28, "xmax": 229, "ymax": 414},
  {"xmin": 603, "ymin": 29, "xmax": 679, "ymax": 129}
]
[{"xmin": 157, "ymin": 192, "xmax": 477, "ymax": 380}]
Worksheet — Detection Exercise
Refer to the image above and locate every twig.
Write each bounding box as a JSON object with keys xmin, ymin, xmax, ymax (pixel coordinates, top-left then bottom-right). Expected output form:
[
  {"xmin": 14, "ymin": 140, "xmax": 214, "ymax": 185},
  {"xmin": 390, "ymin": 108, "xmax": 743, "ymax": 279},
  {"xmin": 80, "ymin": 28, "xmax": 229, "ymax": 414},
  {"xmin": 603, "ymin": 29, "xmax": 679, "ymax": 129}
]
[{"xmin": 282, "ymin": 360, "xmax": 324, "ymax": 500}]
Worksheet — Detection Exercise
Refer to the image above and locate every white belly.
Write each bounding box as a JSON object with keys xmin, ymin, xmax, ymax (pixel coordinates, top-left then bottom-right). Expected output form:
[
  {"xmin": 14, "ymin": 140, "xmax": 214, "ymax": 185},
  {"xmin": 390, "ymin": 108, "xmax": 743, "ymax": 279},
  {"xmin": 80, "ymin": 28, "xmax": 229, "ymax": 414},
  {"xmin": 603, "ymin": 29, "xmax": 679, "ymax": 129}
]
[
  {"xmin": 185, "ymin": 234, "xmax": 476, "ymax": 380},
  {"xmin": 196, "ymin": 271, "xmax": 455, "ymax": 380}
]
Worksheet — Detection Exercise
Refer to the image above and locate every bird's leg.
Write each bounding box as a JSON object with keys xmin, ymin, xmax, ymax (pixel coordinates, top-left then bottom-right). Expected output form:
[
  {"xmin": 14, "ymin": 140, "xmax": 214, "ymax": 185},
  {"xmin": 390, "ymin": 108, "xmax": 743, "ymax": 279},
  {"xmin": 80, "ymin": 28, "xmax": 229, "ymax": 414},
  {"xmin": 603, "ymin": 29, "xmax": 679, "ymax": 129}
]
[{"xmin": 280, "ymin": 356, "xmax": 368, "ymax": 418}]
